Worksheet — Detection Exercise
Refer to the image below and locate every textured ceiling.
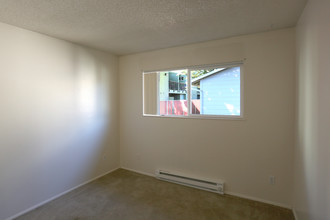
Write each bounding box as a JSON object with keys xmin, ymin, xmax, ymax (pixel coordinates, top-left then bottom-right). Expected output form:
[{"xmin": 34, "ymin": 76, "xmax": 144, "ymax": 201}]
[{"xmin": 0, "ymin": 0, "xmax": 307, "ymax": 55}]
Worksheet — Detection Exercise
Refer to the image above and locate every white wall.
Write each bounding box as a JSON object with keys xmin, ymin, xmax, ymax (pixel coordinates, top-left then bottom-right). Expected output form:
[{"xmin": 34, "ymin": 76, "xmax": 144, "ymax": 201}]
[
  {"xmin": 119, "ymin": 29, "xmax": 296, "ymax": 207},
  {"xmin": 0, "ymin": 22, "xmax": 119, "ymax": 220},
  {"xmin": 294, "ymin": 0, "xmax": 330, "ymax": 219}
]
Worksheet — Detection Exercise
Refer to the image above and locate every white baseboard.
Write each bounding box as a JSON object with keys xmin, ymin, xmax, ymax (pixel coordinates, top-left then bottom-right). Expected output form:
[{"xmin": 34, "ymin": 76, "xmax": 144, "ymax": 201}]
[
  {"xmin": 5, "ymin": 167, "xmax": 120, "ymax": 220},
  {"xmin": 225, "ymin": 191, "xmax": 291, "ymax": 209},
  {"xmin": 121, "ymin": 167, "xmax": 154, "ymax": 177},
  {"xmin": 292, "ymin": 208, "xmax": 298, "ymax": 220},
  {"xmin": 121, "ymin": 167, "xmax": 292, "ymax": 210},
  {"xmin": 6, "ymin": 167, "xmax": 294, "ymax": 220}
]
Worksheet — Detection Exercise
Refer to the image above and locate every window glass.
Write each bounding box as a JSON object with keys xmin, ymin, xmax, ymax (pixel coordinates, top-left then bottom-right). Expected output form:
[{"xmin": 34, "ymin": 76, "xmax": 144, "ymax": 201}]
[
  {"xmin": 190, "ymin": 66, "xmax": 241, "ymax": 116},
  {"xmin": 159, "ymin": 69, "xmax": 187, "ymax": 116},
  {"xmin": 143, "ymin": 63, "xmax": 242, "ymax": 118}
]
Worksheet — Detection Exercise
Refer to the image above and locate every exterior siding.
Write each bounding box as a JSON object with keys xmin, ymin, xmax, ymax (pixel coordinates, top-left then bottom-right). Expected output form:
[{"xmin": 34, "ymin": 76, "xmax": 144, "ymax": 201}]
[{"xmin": 200, "ymin": 67, "xmax": 240, "ymax": 115}]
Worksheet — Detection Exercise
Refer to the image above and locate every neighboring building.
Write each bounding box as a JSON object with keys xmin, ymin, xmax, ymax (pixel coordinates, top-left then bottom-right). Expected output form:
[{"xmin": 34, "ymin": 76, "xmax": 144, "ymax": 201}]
[
  {"xmin": 159, "ymin": 71, "xmax": 188, "ymax": 115},
  {"xmin": 159, "ymin": 71, "xmax": 187, "ymax": 101},
  {"xmin": 192, "ymin": 67, "xmax": 241, "ymax": 115},
  {"xmin": 158, "ymin": 67, "xmax": 240, "ymax": 116}
]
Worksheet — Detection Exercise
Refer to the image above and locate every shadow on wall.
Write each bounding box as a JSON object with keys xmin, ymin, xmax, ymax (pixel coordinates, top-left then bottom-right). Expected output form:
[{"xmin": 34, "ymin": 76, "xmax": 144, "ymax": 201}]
[{"xmin": 44, "ymin": 46, "xmax": 118, "ymax": 186}]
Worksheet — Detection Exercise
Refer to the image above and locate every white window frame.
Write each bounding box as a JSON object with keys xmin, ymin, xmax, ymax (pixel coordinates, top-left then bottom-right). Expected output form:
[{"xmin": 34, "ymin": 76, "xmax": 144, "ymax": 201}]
[{"xmin": 143, "ymin": 61, "xmax": 244, "ymax": 120}]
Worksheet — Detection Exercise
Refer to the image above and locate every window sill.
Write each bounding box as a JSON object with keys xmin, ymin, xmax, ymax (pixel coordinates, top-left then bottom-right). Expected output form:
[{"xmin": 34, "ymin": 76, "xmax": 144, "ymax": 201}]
[{"xmin": 143, "ymin": 114, "xmax": 245, "ymax": 120}]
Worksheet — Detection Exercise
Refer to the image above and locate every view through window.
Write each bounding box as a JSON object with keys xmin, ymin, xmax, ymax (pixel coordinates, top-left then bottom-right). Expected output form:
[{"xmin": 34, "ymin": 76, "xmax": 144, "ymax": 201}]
[
  {"xmin": 143, "ymin": 63, "xmax": 242, "ymax": 118},
  {"xmin": 159, "ymin": 70, "xmax": 188, "ymax": 116}
]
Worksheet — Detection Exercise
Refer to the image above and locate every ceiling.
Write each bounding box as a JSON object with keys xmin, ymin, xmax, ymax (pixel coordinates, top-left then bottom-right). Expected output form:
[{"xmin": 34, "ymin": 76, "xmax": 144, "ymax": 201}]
[{"xmin": 0, "ymin": 0, "xmax": 307, "ymax": 55}]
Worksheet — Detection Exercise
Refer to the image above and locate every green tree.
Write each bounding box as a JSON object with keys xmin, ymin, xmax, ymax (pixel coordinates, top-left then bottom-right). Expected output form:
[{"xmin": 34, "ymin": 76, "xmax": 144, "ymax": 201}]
[{"xmin": 191, "ymin": 69, "xmax": 214, "ymax": 79}]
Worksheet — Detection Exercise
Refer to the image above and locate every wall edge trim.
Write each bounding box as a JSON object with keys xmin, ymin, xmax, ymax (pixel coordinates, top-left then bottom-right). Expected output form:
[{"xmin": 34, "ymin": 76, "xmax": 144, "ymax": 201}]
[
  {"xmin": 5, "ymin": 167, "xmax": 120, "ymax": 220},
  {"xmin": 225, "ymin": 191, "xmax": 292, "ymax": 209},
  {"xmin": 121, "ymin": 167, "xmax": 292, "ymax": 210},
  {"xmin": 121, "ymin": 166, "xmax": 155, "ymax": 177},
  {"xmin": 292, "ymin": 208, "xmax": 298, "ymax": 220}
]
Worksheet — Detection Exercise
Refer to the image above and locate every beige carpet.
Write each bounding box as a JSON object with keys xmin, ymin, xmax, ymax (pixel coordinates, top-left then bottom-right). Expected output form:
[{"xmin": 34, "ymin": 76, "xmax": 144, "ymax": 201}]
[{"xmin": 16, "ymin": 169, "xmax": 294, "ymax": 220}]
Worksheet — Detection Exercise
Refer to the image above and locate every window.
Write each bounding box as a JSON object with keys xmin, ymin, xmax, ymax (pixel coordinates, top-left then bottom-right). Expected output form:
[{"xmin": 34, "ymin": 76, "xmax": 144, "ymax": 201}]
[{"xmin": 143, "ymin": 62, "xmax": 243, "ymax": 119}]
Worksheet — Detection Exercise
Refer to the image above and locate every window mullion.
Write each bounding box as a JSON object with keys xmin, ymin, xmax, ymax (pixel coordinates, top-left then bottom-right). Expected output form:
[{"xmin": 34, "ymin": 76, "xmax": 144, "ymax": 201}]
[
  {"xmin": 157, "ymin": 72, "xmax": 160, "ymax": 115},
  {"xmin": 187, "ymin": 69, "xmax": 191, "ymax": 116}
]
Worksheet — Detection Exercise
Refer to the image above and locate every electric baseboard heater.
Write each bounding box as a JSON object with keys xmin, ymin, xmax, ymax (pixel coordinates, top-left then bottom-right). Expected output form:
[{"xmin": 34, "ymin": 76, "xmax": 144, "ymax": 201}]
[{"xmin": 155, "ymin": 169, "xmax": 224, "ymax": 194}]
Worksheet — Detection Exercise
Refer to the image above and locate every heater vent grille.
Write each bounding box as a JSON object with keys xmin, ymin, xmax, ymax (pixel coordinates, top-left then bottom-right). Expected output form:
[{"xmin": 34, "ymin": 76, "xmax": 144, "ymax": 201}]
[{"xmin": 155, "ymin": 170, "xmax": 224, "ymax": 194}]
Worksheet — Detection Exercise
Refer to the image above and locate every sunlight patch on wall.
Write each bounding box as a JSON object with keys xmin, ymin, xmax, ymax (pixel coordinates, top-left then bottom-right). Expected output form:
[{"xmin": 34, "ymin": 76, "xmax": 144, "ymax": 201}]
[{"xmin": 77, "ymin": 59, "xmax": 97, "ymax": 117}]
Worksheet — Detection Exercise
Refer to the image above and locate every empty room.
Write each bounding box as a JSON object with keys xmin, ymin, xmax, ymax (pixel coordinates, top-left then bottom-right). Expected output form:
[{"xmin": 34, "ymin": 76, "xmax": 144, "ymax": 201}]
[{"xmin": 0, "ymin": 0, "xmax": 329, "ymax": 220}]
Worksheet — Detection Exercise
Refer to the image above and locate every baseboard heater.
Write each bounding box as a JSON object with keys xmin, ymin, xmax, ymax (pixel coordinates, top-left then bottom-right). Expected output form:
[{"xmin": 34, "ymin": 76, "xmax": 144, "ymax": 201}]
[{"xmin": 155, "ymin": 169, "xmax": 224, "ymax": 194}]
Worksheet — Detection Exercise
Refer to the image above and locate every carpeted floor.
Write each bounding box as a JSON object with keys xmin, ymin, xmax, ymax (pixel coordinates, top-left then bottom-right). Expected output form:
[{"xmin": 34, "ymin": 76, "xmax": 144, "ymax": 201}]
[{"xmin": 15, "ymin": 169, "xmax": 294, "ymax": 220}]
